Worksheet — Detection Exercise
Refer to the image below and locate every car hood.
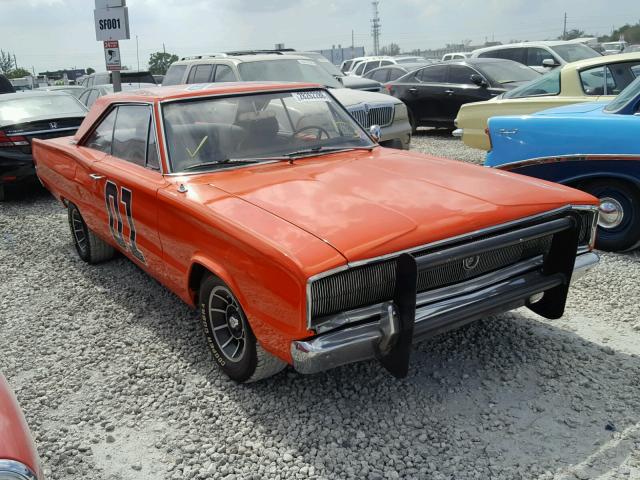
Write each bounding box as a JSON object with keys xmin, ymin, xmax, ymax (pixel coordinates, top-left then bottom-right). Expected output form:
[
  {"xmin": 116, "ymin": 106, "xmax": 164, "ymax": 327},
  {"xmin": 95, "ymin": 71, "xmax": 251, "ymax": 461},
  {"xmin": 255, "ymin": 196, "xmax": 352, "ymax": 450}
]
[
  {"xmin": 329, "ymin": 87, "xmax": 401, "ymax": 106},
  {"xmin": 339, "ymin": 76, "xmax": 383, "ymax": 91},
  {"xmin": 534, "ymin": 101, "xmax": 608, "ymax": 116},
  {"xmin": 200, "ymin": 148, "xmax": 595, "ymax": 263}
]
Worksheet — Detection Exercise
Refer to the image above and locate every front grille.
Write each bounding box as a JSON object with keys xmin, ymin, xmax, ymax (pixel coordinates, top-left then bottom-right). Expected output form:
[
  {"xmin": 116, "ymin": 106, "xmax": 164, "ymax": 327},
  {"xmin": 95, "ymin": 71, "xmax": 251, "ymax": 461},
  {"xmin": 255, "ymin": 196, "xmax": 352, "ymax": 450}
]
[
  {"xmin": 348, "ymin": 104, "xmax": 394, "ymax": 128},
  {"xmin": 307, "ymin": 209, "xmax": 595, "ymax": 327},
  {"xmin": 417, "ymin": 236, "xmax": 552, "ymax": 292}
]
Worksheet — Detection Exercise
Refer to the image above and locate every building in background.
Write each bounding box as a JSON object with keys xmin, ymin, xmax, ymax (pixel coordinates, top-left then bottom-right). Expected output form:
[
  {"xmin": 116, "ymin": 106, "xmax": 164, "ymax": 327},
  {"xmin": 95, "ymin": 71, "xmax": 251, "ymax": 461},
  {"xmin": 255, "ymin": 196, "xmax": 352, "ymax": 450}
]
[{"xmin": 314, "ymin": 45, "xmax": 366, "ymax": 65}]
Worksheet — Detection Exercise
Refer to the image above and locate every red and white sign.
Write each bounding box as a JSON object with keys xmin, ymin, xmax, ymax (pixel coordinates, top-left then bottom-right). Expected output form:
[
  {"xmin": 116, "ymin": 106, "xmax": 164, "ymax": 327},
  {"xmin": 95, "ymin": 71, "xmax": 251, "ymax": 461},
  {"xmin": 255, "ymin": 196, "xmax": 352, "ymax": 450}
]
[{"xmin": 104, "ymin": 40, "xmax": 121, "ymax": 71}]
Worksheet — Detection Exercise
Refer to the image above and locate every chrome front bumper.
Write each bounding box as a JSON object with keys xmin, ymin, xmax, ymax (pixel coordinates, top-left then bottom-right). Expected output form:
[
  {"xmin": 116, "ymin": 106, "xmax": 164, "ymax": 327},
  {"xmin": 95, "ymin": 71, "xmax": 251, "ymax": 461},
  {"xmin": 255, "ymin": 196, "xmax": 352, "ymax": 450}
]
[{"xmin": 291, "ymin": 252, "xmax": 599, "ymax": 375}]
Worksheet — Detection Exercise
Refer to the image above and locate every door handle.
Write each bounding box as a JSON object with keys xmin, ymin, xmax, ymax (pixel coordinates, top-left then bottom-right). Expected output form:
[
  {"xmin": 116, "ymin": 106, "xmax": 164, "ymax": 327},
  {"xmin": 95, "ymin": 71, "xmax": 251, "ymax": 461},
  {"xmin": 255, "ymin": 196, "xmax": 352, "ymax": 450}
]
[
  {"xmin": 444, "ymin": 89, "xmax": 455, "ymax": 95},
  {"xmin": 408, "ymin": 88, "xmax": 418, "ymax": 94},
  {"xmin": 89, "ymin": 173, "xmax": 105, "ymax": 181}
]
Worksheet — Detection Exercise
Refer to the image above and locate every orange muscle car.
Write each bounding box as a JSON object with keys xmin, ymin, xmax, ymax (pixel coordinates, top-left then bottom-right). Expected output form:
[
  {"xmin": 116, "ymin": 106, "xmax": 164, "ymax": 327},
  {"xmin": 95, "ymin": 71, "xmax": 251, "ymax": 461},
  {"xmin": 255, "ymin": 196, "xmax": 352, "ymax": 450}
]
[{"xmin": 33, "ymin": 82, "xmax": 600, "ymax": 382}]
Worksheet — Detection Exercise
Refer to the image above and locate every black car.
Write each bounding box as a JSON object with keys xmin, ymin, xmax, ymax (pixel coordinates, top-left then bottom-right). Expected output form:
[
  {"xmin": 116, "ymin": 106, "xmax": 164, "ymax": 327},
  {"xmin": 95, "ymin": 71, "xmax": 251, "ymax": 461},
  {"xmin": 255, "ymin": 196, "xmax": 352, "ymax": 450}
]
[
  {"xmin": 0, "ymin": 91, "xmax": 87, "ymax": 200},
  {"xmin": 0, "ymin": 74, "xmax": 15, "ymax": 94},
  {"xmin": 387, "ymin": 58, "xmax": 540, "ymax": 131}
]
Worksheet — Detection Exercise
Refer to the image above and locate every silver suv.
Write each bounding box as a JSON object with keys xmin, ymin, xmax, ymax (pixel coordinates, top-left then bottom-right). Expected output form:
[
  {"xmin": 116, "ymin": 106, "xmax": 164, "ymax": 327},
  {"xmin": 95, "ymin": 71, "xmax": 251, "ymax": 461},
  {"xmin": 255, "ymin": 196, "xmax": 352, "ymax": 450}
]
[{"xmin": 162, "ymin": 52, "xmax": 411, "ymax": 149}]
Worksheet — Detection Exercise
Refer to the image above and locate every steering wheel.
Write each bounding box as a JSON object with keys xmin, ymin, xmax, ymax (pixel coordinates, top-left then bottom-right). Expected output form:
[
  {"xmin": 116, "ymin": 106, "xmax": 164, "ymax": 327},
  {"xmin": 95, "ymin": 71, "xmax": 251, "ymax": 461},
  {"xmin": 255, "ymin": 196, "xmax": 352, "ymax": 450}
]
[{"xmin": 293, "ymin": 125, "xmax": 331, "ymax": 141}]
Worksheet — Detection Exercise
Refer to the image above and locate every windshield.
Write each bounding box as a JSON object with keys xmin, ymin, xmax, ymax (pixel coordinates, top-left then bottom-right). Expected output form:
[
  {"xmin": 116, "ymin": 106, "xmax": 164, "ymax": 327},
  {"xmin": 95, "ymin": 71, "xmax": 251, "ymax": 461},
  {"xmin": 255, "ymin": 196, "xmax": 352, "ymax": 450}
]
[
  {"xmin": 396, "ymin": 57, "xmax": 425, "ymax": 64},
  {"xmin": 298, "ymin": 53, "xmax": 343, "ymax": 77},
  {"xmin": 604, "ymin": 76, "xmax": 640, "ymax": 113},
  {"xmin": 551, "ymin": 43, "xmax": 600, "ymax": 63},
  {"xmin": 0, "ymin": 94, "xmax": 86, "ymax": 124},
  {"xmin": 503, "ymin": 69, "xmax": 560, "ymax": 99},
  {"xmin": 479, "ymin": 61, "xmax": 540, "ymax": 84},
  {"xmin": 118, "ymin": 71, "xmax": 157, "ymax": 84},
  {"xmin": 162, "ymin": 89, "xmax": 374, "ymax": 172},
  {"xmin": 238, "ymin": 59, "xmax": 342, "ymax": 88}
]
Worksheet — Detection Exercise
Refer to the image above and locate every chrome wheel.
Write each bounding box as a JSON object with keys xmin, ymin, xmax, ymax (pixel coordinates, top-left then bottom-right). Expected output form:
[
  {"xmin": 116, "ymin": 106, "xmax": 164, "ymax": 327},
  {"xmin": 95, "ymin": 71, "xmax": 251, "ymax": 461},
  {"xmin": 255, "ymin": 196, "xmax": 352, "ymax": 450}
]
[
  {"xmin": 207, "ymin": 285, "xmax": 247, "ymax": 363},
  {"xmin": 599, "ymin": 197, "xmax": 625, "ymax": 230},
  {"xmin": 70, "ymin": 207, "xmax": 88, "ymax": 256}
]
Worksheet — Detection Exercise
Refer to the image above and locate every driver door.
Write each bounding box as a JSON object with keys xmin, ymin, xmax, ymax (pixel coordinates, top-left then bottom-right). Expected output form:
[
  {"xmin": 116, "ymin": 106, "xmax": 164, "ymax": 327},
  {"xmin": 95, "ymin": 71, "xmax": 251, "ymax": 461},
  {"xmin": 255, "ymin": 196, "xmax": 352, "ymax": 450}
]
[{"xmin": 86, "ymin": 104, "xmax": 167, "ymax": 275}]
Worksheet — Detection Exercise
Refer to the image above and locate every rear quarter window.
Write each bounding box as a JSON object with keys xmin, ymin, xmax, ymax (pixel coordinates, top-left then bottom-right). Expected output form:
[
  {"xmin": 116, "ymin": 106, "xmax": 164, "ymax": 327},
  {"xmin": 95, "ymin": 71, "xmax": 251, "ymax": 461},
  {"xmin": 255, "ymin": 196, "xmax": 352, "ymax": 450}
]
[{"xmin": 163, "ymin": 65, "xmax": 188, "ymax": 86}]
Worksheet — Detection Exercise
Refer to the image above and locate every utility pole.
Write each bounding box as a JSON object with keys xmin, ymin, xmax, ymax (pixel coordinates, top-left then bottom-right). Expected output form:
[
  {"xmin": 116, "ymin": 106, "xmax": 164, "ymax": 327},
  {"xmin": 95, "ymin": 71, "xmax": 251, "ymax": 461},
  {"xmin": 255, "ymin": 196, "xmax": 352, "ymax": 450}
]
[
  {"xmin": 563, "ymin": 12, "xmax": 567, "ymax": 40},
  {"xmin": 371, "ymin": 1, "xmax": 381, "ymax": 55},
  {"xmin": 136, "ymin": 35, "xmax": 140, "ymax": 72},
  {"xmin": 163, "ymin": 42, "xmax": 167, "ymax": 74}
]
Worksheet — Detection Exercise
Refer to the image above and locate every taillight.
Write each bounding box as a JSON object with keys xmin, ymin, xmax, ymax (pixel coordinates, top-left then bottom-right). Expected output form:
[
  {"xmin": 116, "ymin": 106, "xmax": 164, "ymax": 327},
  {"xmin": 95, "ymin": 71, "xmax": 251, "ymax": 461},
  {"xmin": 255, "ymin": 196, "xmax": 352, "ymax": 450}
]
[
  {"xmin": 385, "ymin": 83, "xmax": 393, "ymax": 94},
  {"xmin": 485, "ymin": 127, "xmax": 493, "ymax": 150},
  {"xmin": 0, "ymin": 131, "xmax": 29, "ymax": 148}
]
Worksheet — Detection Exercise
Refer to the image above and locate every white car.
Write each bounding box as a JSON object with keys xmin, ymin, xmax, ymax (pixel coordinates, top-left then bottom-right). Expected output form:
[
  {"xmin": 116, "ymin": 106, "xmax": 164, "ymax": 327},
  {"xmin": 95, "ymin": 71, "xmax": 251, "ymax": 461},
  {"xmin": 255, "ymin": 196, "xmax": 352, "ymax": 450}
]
[
  {"xmin": 442, "ymin": 52, "xmax": 470, "ymax": 61},
  {"xmin": 347, "ymin": 56, "xmax": 397, "ymax": 77},
  {"xmin": 471, "ymin": 40, "xmax": 601, "ymax": 73}
]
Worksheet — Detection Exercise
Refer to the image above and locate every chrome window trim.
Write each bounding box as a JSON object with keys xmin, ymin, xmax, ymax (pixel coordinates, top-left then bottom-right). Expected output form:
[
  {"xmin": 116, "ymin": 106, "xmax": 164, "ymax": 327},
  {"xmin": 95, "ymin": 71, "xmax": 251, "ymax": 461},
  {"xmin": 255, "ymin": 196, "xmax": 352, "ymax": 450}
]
[
  {"xmin": 0, "ymin": 460, "xmax": 38, "ymax": 480},
  {"xmin": 305, "ymin": 204, "xmax": 598, "ymax": 330},
  {"xmin": 495, "ymin": 153, "xmax": 640, "ymax": 171},
  {"xmin": 16, "ymin": 126, "xmax": 81, "ymax": 136}
]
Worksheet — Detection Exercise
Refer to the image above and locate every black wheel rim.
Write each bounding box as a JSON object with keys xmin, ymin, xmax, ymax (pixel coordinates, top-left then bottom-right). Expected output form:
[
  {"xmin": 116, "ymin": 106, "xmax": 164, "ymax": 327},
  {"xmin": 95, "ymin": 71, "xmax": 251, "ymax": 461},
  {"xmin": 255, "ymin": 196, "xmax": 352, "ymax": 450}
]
[
  {"xmin": 71, "ymin": 208, "xmax": 89, "ymax": 256},
  {"xmin": 207, "ymin": 286, "xmax": 247, "ymax": 363}
]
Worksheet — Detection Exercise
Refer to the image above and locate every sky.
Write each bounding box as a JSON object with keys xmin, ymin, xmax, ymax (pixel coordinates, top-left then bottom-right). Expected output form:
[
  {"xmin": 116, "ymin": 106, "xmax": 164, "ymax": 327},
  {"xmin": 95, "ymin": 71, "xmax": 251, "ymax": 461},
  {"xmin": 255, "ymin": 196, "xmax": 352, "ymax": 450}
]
[{"xmin": 0, "ymin": 0, "xmax": 638, "ymax": 74}]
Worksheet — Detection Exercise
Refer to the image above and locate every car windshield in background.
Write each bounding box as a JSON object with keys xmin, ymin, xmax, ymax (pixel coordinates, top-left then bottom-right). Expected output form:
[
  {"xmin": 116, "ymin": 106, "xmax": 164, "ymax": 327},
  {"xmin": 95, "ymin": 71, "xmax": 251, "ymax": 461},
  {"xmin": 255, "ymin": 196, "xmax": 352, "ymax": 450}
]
[
  {"xmin": 0, "ymin": 94, "xmax": 86, "ymax": 124},
  {"xmin": 551, "ymin": 43, "xmax": 601, "ymax": 63},
  {"xmin": 604, "ymin": 76, "xmax": 640, "ymax": 113},
  {"xmin": 396, "ymin": 57, "xmax": 425, "ymax": 64},
  {"xmin": 479, "ymin": 61, "xmax": 540, "ymax": 85},
  {"xmin": 238, "ymin": 59, "xmax": 342, "ymax": 88},
  {"xmin": 163, "ymin": 89, "xmax": 373, "ymax": 173},
  {"xmin": 299, "ymin": 53, "xmax": 343, "ymax": 77},
  {"xmin": 120, "ymin": 72, "xmax": 156, "ymax": 84},
  {"xmin": 503, "ymin": 69, "xmax": 561, "ymax": 99}
]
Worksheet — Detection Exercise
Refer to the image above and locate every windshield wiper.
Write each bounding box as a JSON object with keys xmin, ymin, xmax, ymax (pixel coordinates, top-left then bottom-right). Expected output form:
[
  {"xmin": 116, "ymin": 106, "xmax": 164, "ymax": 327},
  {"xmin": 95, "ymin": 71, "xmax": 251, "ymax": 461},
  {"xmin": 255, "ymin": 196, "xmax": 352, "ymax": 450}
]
[
  {"xmin": 182, "ymin": 158, "xmax": 263, "ymax": 171},
  {"xmin": 285, "ymin": 146, "xmax": 375, "ymax": 158}
]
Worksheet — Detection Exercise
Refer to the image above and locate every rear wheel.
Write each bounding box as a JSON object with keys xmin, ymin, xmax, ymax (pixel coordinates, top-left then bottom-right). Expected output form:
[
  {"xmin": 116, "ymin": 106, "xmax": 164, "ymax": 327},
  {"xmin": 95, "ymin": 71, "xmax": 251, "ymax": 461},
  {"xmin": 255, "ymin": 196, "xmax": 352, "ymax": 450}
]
[
  {"xmin": 199, "ymin": 274, "xmax": 286, "ymax": 383},
  {"xmin": 580, "ymin": 179, "xmax": 640, "ymax": 252},
  {"xmin": 67, "ymin": 203, "xmax": 115, "ymax": 263}
]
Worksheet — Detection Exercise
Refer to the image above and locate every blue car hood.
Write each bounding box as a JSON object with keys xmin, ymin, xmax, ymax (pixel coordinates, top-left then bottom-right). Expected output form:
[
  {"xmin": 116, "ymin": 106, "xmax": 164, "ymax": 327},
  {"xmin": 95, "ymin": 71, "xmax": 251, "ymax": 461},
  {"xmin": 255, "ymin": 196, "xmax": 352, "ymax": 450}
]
[{"xmin": 534, "ymin": 102, "xmax": 607, "ymax": 116}]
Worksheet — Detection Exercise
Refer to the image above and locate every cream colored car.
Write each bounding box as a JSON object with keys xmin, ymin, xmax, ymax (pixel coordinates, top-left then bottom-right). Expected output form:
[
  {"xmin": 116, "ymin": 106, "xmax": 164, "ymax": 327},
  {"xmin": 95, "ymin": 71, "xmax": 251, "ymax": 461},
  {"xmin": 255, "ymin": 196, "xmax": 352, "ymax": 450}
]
[{"xmin": 454, "ymin": 52, "xmax": 640, "ymax": 150}]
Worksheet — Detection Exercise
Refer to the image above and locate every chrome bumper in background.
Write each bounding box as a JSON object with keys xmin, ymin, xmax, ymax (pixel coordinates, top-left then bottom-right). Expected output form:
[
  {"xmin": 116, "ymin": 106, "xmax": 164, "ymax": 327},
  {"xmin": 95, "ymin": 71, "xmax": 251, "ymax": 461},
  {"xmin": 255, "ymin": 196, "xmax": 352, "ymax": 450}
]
[{"xmin": 291, "ymin": 252, "xmax": 599, "ymax": 375}]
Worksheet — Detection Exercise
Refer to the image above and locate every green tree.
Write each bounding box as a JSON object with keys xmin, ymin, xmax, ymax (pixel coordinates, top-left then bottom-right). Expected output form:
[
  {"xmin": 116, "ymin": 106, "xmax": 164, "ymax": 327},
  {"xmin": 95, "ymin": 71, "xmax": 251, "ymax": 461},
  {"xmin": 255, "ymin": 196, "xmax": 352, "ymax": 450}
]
[
  {"xmin": 6, "ymin": 68, "xmax": 31, "ymax": 79},
  {"xmin": 599, "ymin": 22, "xmax": 640, "ymax": 44},
  {"xmin": 148, "ymin": 52, "xmax": 179, "ymax": 75},
  {"xmin": 380, "ymin": 43, "xmax": 400, "ymax": 56},
  {"xmin": 0, "ymin": 50, "xmax": 15, "ymax": 75},
  {"xmin": 86, "ymin": 67, "xmax": 95, "ymax": 75}
]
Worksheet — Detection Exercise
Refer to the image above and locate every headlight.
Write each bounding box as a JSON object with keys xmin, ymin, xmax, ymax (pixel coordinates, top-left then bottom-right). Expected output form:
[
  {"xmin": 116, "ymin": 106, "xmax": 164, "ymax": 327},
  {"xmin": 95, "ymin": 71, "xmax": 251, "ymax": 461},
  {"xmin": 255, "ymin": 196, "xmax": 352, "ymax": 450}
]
[
  {"xmin": 0, "ymin": 460, "xmax": 39, "ymax": 480},
  {"xmin": 393, "ymin": 102, "xmax": 408, "ymax": 121}
]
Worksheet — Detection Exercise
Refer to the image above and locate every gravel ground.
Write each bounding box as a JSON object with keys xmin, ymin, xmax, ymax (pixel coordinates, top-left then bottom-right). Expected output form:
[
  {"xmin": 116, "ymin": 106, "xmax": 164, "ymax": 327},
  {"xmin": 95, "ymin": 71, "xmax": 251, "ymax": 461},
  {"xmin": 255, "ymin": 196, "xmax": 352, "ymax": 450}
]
[{"xmin": 2, "ymin": 132, "xmax": 640, "ymax": 480}]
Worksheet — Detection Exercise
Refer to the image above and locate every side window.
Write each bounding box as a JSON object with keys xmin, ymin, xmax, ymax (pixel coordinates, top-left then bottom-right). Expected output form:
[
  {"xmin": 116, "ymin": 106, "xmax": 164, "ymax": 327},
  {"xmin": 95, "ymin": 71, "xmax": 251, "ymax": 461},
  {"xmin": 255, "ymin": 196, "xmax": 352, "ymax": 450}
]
[
  {"xmin": 370, "ymin": 69, "xmax": 388, "ymax": 82},
  {"xmin": 187, "ymin": 64, "xmax": 214, "ymax": 84},
  {"xmin": 580, "ymin": 66, "xmax": 616, "ymax": 95},
  {"xmin": 363, "ymin": 61, "xmax": 380, "ymax": 74},
  {"xmin": 214, "ymin": 64, "xmax": 237, "ymax": 82},
  {"xmin": 86, "ymin": 90, "xmax": 100, "ymax": 108},
  {"xmin": 112, "ymin": 105, "xmax": 152, "ymax": 167},
  {"xmin": 84, "ymin": 108, "xmax": 117, "ymax": 153},
  {"xmin": 447, "ymin": 65, "xmax": 475, "ymax": 84},
  {"xmin": 146, "ymin": 118, "xmax": 160, "ymax": 171},
  {"xmin": 380, "ymin": 60, "xmax": 394, "ymax": 67},
  {"xmin": 163, "ymin": 64, "xmax": 187, "ymax": 86},
  {"xmin": 354, "ymin": 62, "xmax": 366, "ymax": 76},
  {"xmin": 418, "ymin": 65, "xmax": 447, "ymax": 83},
  {"xmin": 388, "ymin": 68, "xmax": 405, "ymax": 81},
  {"xmin": 78, "ymin": 90, "xmax": 90, "ymax": 106},
  {"xmin": 526, "ymin": 48, "xmax": 554, "ymax": 67}
]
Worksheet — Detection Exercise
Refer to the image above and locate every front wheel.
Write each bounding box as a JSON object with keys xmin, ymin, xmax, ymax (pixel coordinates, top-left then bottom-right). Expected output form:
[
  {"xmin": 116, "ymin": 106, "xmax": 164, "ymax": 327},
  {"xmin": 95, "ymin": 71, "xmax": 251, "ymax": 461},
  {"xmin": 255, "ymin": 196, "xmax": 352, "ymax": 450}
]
[
  {"xmin": 581, "ymin": 179, "xmax": 640, "ymax": 252},
  {"xmin": 199, "ymin": 274, "xmax": 286, "ymax": 383}
]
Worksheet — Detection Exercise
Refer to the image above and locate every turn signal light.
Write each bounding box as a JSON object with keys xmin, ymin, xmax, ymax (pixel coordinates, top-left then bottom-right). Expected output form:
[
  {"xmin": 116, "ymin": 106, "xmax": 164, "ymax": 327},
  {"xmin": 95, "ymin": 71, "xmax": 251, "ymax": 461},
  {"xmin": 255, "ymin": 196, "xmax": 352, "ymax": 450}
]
[{"xmin": 0, "ymin": 131, "xmax": 29, "ymax": 147}]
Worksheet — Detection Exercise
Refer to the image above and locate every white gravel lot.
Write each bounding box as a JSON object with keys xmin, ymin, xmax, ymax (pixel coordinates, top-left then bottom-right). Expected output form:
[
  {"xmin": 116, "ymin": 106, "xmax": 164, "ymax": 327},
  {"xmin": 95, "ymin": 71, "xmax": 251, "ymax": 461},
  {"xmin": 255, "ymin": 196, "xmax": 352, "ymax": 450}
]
[{"xmin": 2, "ymin": 130, "xmax": 640, "ymax": 480}]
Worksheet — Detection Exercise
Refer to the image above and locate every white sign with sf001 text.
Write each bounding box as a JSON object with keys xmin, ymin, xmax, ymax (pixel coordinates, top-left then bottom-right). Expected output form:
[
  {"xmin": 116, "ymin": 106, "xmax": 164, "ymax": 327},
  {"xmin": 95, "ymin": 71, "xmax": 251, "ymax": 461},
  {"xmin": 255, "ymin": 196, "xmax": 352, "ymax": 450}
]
[{"xmin": 94, "ymin": 6, "xmax": 130, "ymax": 41}]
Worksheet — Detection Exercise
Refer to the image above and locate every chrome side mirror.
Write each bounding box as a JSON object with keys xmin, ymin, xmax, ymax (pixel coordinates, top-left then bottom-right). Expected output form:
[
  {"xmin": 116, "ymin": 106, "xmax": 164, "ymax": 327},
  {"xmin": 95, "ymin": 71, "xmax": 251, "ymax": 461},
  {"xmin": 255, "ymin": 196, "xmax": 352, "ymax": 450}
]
[
  {"xmin": 369, "ymin": 124, "xmax": 381, "ymax": 142},
  {"xmin": 542, "ymin": 58, "xmax": 559, "ymax": 68}
]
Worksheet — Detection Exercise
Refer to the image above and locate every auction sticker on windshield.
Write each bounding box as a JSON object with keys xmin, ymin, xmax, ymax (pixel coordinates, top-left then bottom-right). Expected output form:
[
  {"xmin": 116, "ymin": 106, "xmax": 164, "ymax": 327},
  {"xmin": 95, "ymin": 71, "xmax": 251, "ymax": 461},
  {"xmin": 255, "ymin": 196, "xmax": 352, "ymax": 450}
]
[{"xmin": 292, "ymin": 91, "xmax": 329, "ymax": 102}]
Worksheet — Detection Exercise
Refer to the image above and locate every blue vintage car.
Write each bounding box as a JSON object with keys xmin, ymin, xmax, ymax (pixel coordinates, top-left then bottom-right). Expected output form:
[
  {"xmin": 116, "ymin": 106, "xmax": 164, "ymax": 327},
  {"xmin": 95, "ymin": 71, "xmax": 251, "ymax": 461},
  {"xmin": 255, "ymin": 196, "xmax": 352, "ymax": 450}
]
[{"xmin": 485, "ymin": 76, "xmax": 640, "ymax": 252}]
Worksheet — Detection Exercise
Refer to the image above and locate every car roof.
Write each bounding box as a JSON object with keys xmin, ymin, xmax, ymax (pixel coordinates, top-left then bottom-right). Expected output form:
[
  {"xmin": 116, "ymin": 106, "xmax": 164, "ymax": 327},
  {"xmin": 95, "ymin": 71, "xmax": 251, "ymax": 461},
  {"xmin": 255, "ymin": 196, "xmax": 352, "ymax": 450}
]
[
  {"xmin": 563, "ymin": 51, "xmax": 640, "ymax": 70},
  {"xmin": 73, "ymin": 81, "xmax": 321, "ymax": 141},
  {"xmin": 173, "ymin": 54, "xmax": 313, "ymax": 65},
  {"xmin": 0, "ymin": 90, "xmax": 73, "ymax": 101},
  {"xmin": 472, "ymin": 40, "xmax": 583, "ymax": 55}
]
